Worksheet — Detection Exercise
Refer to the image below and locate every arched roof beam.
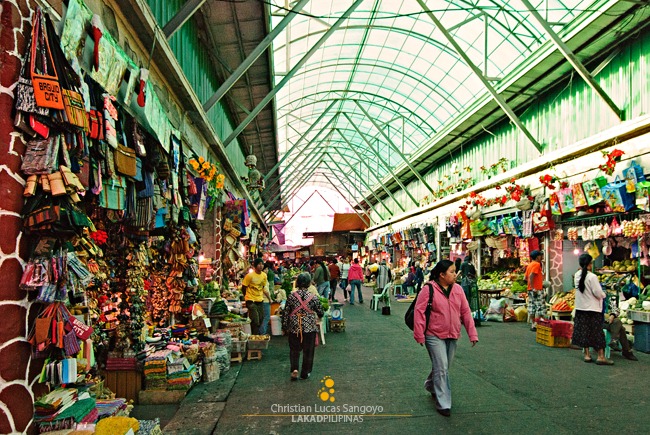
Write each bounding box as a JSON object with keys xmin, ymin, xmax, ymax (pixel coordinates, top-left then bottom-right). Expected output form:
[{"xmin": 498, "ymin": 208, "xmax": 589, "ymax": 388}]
[
  {"xmin": 222, "ymin": 0, "xmax": 364, "ymax": 148},
  {"xmin": 520, "ymin": 0, "xmax": 622, "ymax": 120},
  {"xmin": 277, "ymin": 59, "xmax": 466, "ymax": 118},
  {"xmin": 262, "ymin": 128, "xmax": 336, "ymax": 199},
  {"xmin": 342, "ymin": 113, "xmax": 421, "ymax": 206},
  {"xmin": 333, "ymin": 132, "xmax": 406, "ymax": 213},
  {"xmin": 354, "ymin": 101, "xmax": 436, "ymax": 195},
  {"xmin": 273, "ymin": 24, "xmax": 459, "ymax": 59},
  {"xmin": 278, "ymin": 91, "xmax": 438, "ymax": 138},
  {"xmin": 416, "ymin": 0, "xmax": 543, "ymax": 153},
  {"xmin": 323, "ymin": 158, "xmax": 388, "ymax": 220}
]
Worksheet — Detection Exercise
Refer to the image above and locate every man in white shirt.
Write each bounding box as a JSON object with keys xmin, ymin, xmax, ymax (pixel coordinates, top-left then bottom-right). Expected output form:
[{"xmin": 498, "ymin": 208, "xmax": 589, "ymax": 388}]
[{"xmin": 338, "ymin": 257, "xmax": 351, "ymax": 302}]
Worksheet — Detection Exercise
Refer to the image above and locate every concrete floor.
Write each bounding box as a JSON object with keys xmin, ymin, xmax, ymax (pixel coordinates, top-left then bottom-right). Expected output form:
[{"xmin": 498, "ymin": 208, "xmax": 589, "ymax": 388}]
[{"xmin": 135, "ymin": 285, "xmax": 650, "ymax": 434}]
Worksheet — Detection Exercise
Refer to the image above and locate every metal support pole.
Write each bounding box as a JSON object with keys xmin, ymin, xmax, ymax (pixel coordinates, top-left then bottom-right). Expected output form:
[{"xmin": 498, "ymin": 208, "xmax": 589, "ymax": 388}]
[
  {"xmin": 335, "ymin": 130, "xmax": 407, "ymax": 213},
  {"xmin": 343, "ymin": 113, "xmax": 420, "ymax": 206},
  {"xmin": 222, "ymin": 0, "xmax": 364, "ymax": 147},
  {"xmin": 520, "ymin": 0, "xmax": 623, "ymax": 121},
  {"xmin": 416, "ymin": 0, "xmax": 544, "ymax": 153},
  {"xmin": 436, "ymin": 224, "xmax": 441, "ymax": 263},
  {"xmin": 203, "ymin": 0, "xmax": 311, "ymax": 112},
  {"xmin": 354, "ymin": 101, "xmax": 437, "ymax": 195},
  {"xmin": 163, "ymin": 0, "xmax": 207, "ymax": 39}
]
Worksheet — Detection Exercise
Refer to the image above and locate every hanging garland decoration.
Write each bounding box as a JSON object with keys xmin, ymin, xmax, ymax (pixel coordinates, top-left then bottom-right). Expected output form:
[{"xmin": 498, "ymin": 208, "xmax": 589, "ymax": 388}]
[
  {"xmin": 598, "ymin": 148, "xmax": 624, "ymax": 176},
  {"xmin": 539, "ymin": 174, "xmax": 559, "ymax": 190}
]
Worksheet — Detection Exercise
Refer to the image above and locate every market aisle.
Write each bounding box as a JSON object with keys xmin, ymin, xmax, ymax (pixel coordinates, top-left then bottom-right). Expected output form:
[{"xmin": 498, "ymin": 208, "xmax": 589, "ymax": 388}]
[{"xmin": 178, "ymin": 285, "xmax": 647, "ymax": 434}]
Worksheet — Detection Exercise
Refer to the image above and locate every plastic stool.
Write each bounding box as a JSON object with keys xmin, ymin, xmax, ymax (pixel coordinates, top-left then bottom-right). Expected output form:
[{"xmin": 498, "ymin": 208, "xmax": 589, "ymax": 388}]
[
  {"xmin": 603, "ymin": 329, "xmax": 611, "ymax": 359},
  {"xmin": 394, "ymin": 284, "xmax": 403, "ymax": 295}
]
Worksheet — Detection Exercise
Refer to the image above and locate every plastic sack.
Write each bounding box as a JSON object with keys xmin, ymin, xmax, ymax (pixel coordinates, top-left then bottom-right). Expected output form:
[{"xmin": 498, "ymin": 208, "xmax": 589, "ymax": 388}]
[{"xmin": 514, "ymin": 306, "xmax": 528, "ymax": 322}]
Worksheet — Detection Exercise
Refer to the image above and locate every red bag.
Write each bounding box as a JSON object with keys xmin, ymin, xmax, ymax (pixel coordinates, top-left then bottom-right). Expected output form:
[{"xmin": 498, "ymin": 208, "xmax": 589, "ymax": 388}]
[
  {"xmin": 68, "ymin": 315, "xmax": 94, "ymax": 340},
  {"xmin": 87, "ymin": 109, "xmax": 105, "ymax": 140}
]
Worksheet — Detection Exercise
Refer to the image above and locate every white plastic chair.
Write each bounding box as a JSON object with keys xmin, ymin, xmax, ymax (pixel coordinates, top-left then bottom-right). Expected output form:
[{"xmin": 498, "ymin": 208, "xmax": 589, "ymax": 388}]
[{"xmin": 371, "ymin": 282, "xmax": 393, "ymax": 311}]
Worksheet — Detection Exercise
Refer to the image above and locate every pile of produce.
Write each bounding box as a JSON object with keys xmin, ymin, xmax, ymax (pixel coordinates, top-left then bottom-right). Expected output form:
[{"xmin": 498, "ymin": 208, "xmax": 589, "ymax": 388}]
[
  {"xmin": 603, "ymin": 260, "xmax": 638, "ymax": 273},
  {"xmin": 319, "ymin": 297, "xmax": 329, "ymax": 312},
  {"xmin": 621, "ymin": 219, "xmax": 647, "ymax": 238},
  {"xmin": 210, "ymin": 299, "xmax": 229, "ymax": 316},
  {"xmin": 549, "ymin": 290, "xmax": 575, "ymax": 310},
  {"xmin": 551, "ymin": 300, "xmax": 572, "ymax": 311},
  {"xmin": 477, "ymin": 271, "xmax": 513, "ymax": 291}
]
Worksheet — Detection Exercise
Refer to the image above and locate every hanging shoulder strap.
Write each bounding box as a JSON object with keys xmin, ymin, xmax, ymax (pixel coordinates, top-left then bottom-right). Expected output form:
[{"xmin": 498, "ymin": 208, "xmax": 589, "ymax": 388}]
[
  {"xmin": 423, "ymin": 282, "xmax": 434, "ymax": 326},
  {"xmin": 290, "ymin": 292, "xmax": 315, "ymax": 316}
]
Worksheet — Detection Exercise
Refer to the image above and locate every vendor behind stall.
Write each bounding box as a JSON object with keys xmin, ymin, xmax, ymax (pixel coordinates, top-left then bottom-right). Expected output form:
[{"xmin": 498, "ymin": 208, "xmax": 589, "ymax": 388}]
[{"xmin": 242, "ymin": 258, "xmax": 272, "ymax": 334}]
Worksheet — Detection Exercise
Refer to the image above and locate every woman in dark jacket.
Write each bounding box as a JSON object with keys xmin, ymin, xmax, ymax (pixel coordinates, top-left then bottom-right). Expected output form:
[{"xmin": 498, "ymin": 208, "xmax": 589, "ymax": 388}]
[{"xmin": 282, "ymin": 272, "xmax": 324, "ymax": 380}]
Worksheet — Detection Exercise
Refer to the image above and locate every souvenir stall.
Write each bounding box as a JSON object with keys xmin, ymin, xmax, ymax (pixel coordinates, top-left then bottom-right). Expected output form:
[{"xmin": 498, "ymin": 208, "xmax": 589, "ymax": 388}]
[
  {"xmin": 14, "ymin": 3, "xmax": 259, "ymax": 431},
  {"xmin": 543, "ymin": 154, "xmax": 650, "ymax": 351}
]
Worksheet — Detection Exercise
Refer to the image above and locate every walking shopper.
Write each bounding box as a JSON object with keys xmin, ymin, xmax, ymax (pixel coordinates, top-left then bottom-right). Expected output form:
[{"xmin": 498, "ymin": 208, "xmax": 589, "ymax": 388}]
[
  {"xmin": 413, "ymin": 260, "xmax": 478, "ymax": 417},
  {"xmin": 328, "ymin": 259, "xmax": 340, "ymax": 301},
  {"xmin": 313, "ymin": 260, "xmax": 331, "ymax": 299},
  {"xmin": 339, "ymin": 257, "xmax": 351, "ymax": 301},
  {"xmin": 572, "ymin": 254, "xmax": 613, "ymax": 365},
  {"xmin": 376, "ymin": 260, "xmax": 392, "ymax": 292},
  {"xmin": 347, "ymin": 258, "xmax": 364, "ymax": 304},
  {"xmin": 282, "ymin": 273, "xmax": 324, "ymax": 380},
  {"xmin": 460, "ymin": 254, "xmax": 477, "ymax": 302},
  {"xmin": 525, "ymin": 250, "xmax": 546, "ymax": 330},
  {"xmin": 242, "ymin": 258, "xmax": 272, "ymax": 334},
  {"xmin": 258, "ymin": 262, "xmax": 275, "ymax": 335}
]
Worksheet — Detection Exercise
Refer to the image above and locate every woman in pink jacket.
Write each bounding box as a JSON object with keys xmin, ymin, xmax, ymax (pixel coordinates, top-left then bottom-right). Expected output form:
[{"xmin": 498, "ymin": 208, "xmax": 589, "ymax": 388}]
[
  {"xmin": 413, "ymin": 260, "xmax": 478, "ymax": 417},
  {"xmin": 347, "ymin": 258, "xmax": 365, "ymax": 304}
]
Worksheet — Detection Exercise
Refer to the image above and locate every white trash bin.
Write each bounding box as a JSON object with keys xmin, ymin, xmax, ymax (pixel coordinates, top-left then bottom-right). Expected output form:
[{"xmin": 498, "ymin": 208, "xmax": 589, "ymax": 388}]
[{"xmin": 270, "ymin": 315, "xmax": 283, "ymax": 336}]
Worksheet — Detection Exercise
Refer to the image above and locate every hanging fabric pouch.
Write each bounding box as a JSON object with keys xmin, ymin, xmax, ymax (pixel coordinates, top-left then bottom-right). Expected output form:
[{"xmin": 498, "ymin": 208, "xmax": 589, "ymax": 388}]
[
  {"xmin": 549, "ymin": 192, "xmax": 562, "ymax": 215},
  {"xmin": 99, "ymin": 176, "xmax": 126, "ymax": 210},
  {"xmin": 21, "ymin": 135, "xmax": 60, "ymax": 175},
  {"xmin": 114, "ymin": 144, "xmax": 137, "ymax": 177},
  {"xmin": 63, "ymin": 330, "xmax": 81, "ymax": 356},
  {"xmin": 30, "ymin": 9, "xmax": 64, "ymax": 110}
]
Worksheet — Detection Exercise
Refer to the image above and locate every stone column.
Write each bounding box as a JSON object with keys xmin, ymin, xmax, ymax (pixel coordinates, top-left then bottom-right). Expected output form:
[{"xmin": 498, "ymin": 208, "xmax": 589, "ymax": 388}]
[{"xmin": 0, "ymin": 1, "xmax": 47, "ymax": 433}]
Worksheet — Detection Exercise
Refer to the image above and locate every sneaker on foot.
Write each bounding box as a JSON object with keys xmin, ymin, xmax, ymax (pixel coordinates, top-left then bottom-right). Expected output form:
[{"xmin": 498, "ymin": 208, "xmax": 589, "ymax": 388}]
[{"xmin": 436, "ymin": 408, "xmax": 451, "ymax": 417}]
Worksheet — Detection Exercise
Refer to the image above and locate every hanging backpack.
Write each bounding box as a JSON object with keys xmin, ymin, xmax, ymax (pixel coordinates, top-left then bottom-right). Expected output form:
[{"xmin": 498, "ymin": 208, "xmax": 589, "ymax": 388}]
[{"xmin": 405, "ymin": 282, "xmax": 434, "ymax": 331}]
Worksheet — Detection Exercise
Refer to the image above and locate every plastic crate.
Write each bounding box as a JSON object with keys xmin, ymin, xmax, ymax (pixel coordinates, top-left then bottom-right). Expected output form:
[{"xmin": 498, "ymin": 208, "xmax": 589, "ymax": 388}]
[
  {"xmin": 633, "ymin": 323, "xmax": 650, "ymax": 353},
  {"xmin": 231, "ymin": 339, "xmax": 247, "ymax": 353},
  {"xmin": 628, "ymin": 310, "xmax": 650, "ymax": 323},
  {"xmin": 536, "ymin": 325, "xmax": 571, "ymax": 348},
  {"xmin": 247, "ymin": 337, "xmax": 270, "ymax": 350}
]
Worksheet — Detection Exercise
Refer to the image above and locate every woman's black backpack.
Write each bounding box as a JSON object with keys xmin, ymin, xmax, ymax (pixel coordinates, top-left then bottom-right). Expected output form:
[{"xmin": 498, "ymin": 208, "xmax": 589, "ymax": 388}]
[{"xmin": 405, "ymin": 283, "xmax": 434, "ymax": 330}]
